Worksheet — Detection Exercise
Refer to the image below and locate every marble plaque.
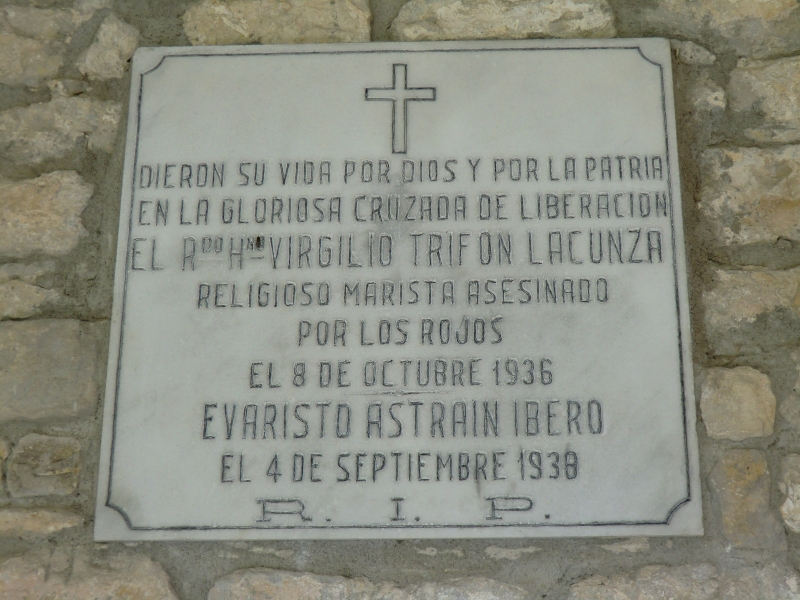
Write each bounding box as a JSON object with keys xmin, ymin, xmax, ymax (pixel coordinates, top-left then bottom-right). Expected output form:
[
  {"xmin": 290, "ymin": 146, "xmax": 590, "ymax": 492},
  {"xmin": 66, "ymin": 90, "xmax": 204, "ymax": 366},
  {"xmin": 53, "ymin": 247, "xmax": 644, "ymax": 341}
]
[{"xmin": 95, "ymin": 39, "xmax": 702, "ymax": 540}]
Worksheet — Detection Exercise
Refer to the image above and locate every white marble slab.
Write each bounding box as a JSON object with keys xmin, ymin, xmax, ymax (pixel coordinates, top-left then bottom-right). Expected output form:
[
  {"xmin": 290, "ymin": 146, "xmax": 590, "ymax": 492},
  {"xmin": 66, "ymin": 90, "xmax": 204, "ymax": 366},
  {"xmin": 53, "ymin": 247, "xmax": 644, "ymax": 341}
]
[{"xmin": 95, "ymin": 39, "xmax": 702, "ymax": 540}]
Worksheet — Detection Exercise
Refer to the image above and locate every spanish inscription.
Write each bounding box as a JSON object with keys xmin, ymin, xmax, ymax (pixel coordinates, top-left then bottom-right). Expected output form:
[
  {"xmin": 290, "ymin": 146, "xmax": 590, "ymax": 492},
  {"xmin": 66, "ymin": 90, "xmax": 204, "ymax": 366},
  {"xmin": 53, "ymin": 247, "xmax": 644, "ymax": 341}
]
[{"xmin": 95, "ymin": 40, "xmax": 703, "ymax": 540}]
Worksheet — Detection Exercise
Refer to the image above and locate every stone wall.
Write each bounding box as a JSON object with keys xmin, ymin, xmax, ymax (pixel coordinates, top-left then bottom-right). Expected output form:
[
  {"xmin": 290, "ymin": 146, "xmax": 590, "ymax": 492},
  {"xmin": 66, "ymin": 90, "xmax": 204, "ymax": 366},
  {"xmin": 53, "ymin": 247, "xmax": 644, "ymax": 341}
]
[{"xmin": 1, "ymin": 0, "xmax": 799, "ymax": 598}]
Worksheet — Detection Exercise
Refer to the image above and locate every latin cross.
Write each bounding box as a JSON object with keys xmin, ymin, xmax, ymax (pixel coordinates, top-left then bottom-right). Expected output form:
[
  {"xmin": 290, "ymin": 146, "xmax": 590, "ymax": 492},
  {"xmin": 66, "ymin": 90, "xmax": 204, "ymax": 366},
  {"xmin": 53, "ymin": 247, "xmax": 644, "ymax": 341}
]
[{"xmin": 365, "ymin": 64, "xmax": 436, "ymax": 154}]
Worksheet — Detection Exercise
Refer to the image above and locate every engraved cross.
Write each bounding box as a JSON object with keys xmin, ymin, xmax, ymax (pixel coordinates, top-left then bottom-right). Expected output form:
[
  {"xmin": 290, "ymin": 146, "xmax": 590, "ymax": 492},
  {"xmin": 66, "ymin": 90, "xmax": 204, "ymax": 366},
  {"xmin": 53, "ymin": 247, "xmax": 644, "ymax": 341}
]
[{"xmin": 365, "ymin": 64, "xmax": 436, "ymax": 154}]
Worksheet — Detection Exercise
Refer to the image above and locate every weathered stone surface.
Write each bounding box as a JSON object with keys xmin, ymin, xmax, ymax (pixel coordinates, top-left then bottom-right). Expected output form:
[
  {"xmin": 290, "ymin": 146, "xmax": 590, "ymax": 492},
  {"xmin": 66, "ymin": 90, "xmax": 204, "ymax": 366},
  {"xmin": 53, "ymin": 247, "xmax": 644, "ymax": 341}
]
[
  {"xmin": 1, "ymin": 5, "xmax": 92, "ymax": 41},
  {"xmin": 0, "ymin": 438, "xmax": 8, "ymax": 489},
  {"xmin": 699, "ymin": 146, "xmax": 800, "ymax": 246},
  {"xmin": 0, "ymin": 319, "xmax": 101, "ymax": 423},
  {"xmin": 484, "ymin": 546, "xmax": 541, "ymax": 560},
  {"xmin": 0, "ymin": 508, "xmax": 82, "ymax": 536},
  {"xmin": 0, "ymin": 96, "xmax": 121, "ymax": 165},
  {"xmin": 729, "ymin": 57, "xmax": 800, "ymax": 144},
  {"xmin": 671, "ymin": 40, "xmax": 716, "ymax": 66},
  {"xmin": 208, "ymin": 570, "xmax": 373, "ymax": 600},
  {"xmin": 780, "ymin": 397, "xmax": 800, "ymax": 431},
  {"xmin": 47, "ymin": 78, "xmax": 89, "ymax": 98},
  {"xmin": 0, "ymin": 33, "xmax": 63, "ymax": 88},
  {"xmin": 0, "ymin": 550, "xmax": 179, "ymax": 599},
  {"xmin": 0, "ymin": 261, "xmax": 56, "ymax": 284},
  {"xmin": 599, "ymin": 538, "xmax": 650, "ymax": 554},
  {"xmin": 74, "ymin": 0, "xmax": 112, "ymax": 11},
  {"xmin": 0, "ymin": 171, "xmax": 92, "ymax": 259},
  {"xmin": 6, "ymin": 433, "xmax": 80, "ymax": 497},
  {"xmin": 636, "ymin": 0, "xmax": 800, "ymax": 59},
  {"xmin": 0, "ymin": 280, "xmax": 59, "ymax": 320},
  {"xmin": 76, "ymin": 14, "xmax": 139, "ymax": 81},
  {"xmin": 567, "ymin": 564, "xmax": 718, "ymax": 600},
  {"xmin": 700, "ymin": 367, "xmax": 775, "ymax": 441},
  {"xmin": 183, "ymin": 0, "xmax": 370, "ymax": 45},
  {"xmin": 416, "ymin": 547, "xmax": 465, "ymax": 558},
  {"xmin": 408, "ymin": 579, "xmax": 529, "ymax": 600},
  {"xmin": 780, "ymin": 454, "xmax": 800, "ymax": 533},
  {"xmin": 779, "ymin": 350, "xmax": 800, "ymax": 430},
  {"xmin": 208, "ymin": 570, "xmax": 528, "ymax": 600},
  {"xmin": 0, "ymin": 5, "xmax": 99, "ymax": 87},
  {"xmin": 685, "ymin": 72, "xmax": 725, "ymax": 144},
  {"xmin": 709, "ymin": 449, "xmax": 786, "ymax": 550},
  {"xmin": 391, "ymin": 0, "xmax": 615, "ymax": 41},
  {"xmin": 689, "ymin": 74, "xmax": 726, "ymax": 113},
  {"xmin": 720, "ymin": 562, "xmax": 800, "ymax": 600},
  {"xmin": 680, "ymin": 70, "xmax": 725, "ymax": 144},
  {"xmin": 702, "ymin": 267, "xmax": 800, "ymax": 354}
]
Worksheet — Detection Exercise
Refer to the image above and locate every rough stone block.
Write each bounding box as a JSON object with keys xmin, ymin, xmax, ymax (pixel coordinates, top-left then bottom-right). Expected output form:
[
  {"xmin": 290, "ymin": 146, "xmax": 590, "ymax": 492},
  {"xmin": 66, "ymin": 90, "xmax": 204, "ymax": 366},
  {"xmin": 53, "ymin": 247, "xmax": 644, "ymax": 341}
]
[
  {"xmin": 0, "ymin": 5, "xmax": 97, "ymax": 87},
  {"xmin": 699, "ymin": 146, "xmax": 800, "ymax": 246},
  {"xmin": 702, "ymin": 267, "xmax": 800, "ymax": 355},
  {"xmin": 778, "ymin": 350, "xmax": 800, "ymax": 430},
  {"xmin": 484, "ymin": 546, "xmax": 541, "ymax": 560},
  {"xmin": 0, "ymin": 508, "xmax": 82, "ymax": 537},
  {"xmin": 74, "ymin": 0, "xmax": 112, "ymax": 11},
  {"xmin": 689, "ymin": 75, "xmax": 726, "ymax": 113},
  {"xmin": 0, "ymin": 280, "xmax": 59, "ymax": 320},
  {"xmin": 0, "ymin": 438, "xmax": 10, "ymax": 486},
  {"xmin": 0, "ymin": 319, "xmax": 101, "ymax": 423},
  {"xmin": 0, "ymin": 95, "xmax": 121, "ymax": 165},
  {"xmin": 208, "ymin": 570, "xmax": 527, "ymax": 600},
  {"xmin": 208, "ymin": 570, "xmax": 356, "ymax": 600},
  {"xmin": 0, "ymin": 550, "xmax": 179, "ymax": 599},
  {"xmin": 0, "ymin": 33, "xmax": 63, "ymax": 88},
  {"xmin": 0, "ymin": 171, "xmax": 92, "ymax": 259},
  {"xmin": 671, "ymin": 40, "xmax": 716, "ymax": 66},
  {"xmin": 76, "ymin": 14, "xmax": 139, "ymax": 81},
  {"xmin": 684, "ymin": 72, "xmax": 726, "ymax": 145},
  {"xmin": 183, "ymin": 0, "xmax": 370, "ymax": 45},
  {"xmin": 780, "ymin": 398, "xmax": 800, "ymax": 432},
  {"xmin": 700, "ymin": 367, "xmax": 775, "ymax": 441},
  {"xmin": 599, "ymin": 538, "xmax": 650, "ymax": 554},
  {"xmin": 1, "ymin": 5, "xmax": 93, "ymax": 41},
  {"xmin": 47, "ymin": 78, "xmax": 88, "ymax": 98},
  {"xmin": 567, "ymin": 564, "xmax": 718, "ymax": 600},
  {"xmin": 407, "ymin": 579, "xmax": 529, "ymax": 600},
  {"xmin": 390, "ymin": 0, "xmax": 615, "ymax": 41},
  {"xmin": 720, "ymin": 562, "xmax": 800, "ymax": 600},
  {"xmin": 780, "ymin": 454, "xmax": 800, "ymax": 533},
  {"xmin": 635, "ymin": 0, "xmax": 800, "ymax": 59},
  {"xmin": 709, "ymin": 449, "xmax": 786, "ymax": 550},
  {"xmin": 0, "ymin": 261, "xmax": 56, "ymax": 284},
  {"xmin": 6, "ymin": 433, "xmax": 80, "ymax": 497},
  {"xmin": 729, "ymin": 57, "xmax": 800, "ymax": 144}
]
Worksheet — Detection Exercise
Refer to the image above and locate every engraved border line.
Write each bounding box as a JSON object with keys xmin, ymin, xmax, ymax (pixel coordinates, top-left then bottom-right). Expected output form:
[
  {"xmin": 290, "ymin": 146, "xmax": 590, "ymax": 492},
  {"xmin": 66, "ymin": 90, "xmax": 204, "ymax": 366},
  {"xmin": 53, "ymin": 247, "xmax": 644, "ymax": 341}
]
[{"xmin": 106, "ymin": 43, "xmax": 692, "ymax": 532}]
